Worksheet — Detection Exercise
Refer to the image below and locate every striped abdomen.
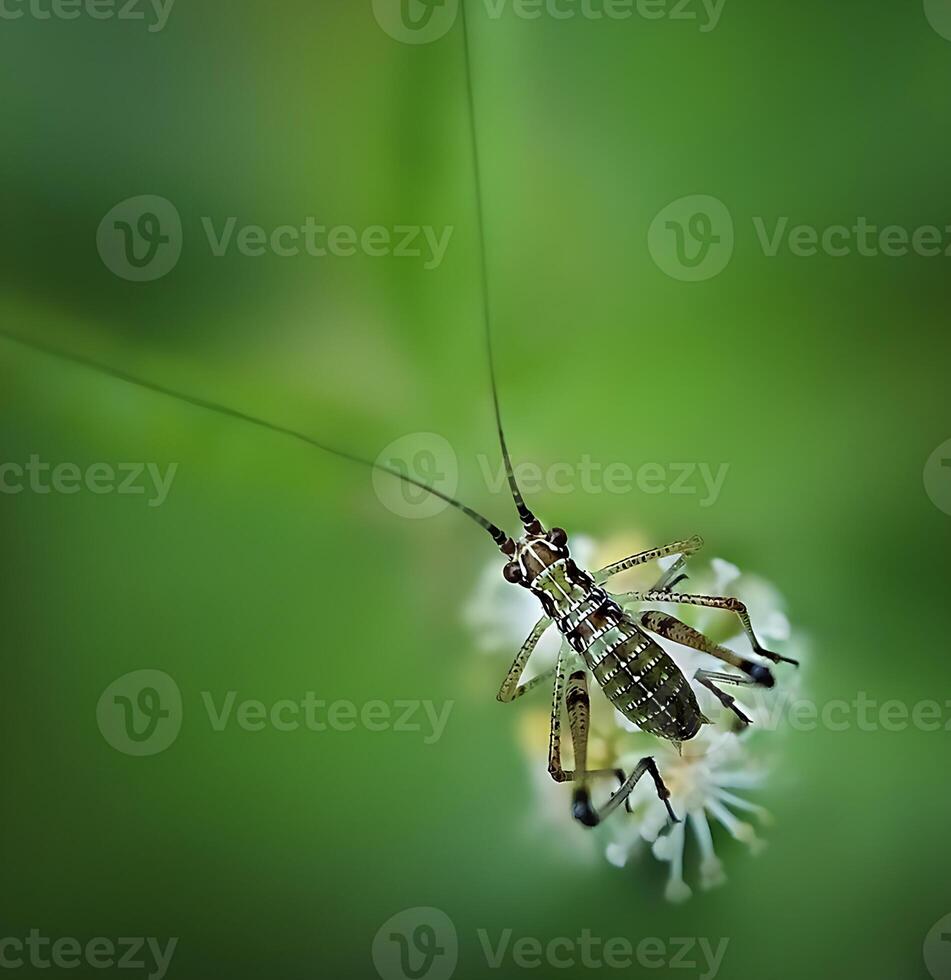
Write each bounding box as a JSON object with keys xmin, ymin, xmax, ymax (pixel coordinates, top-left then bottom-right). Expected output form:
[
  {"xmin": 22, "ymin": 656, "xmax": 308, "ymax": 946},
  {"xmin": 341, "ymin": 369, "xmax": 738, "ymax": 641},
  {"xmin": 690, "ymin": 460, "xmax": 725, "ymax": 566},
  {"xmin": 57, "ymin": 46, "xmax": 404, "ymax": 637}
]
[{"xmin": 557, "ymin": 587, "xmax": 704, "ymax": 742}]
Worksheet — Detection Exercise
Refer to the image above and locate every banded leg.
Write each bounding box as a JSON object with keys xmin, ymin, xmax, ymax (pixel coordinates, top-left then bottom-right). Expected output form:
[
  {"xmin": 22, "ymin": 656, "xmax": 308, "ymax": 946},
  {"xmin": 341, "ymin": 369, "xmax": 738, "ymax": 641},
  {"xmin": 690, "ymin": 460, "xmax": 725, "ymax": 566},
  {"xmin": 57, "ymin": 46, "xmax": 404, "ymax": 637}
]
[
  {"xmin": 547, "ymin": 669, "xmax": 676, "ymax": 827},
  {"xmin": 546, "ymin": 645, "xmax": 571, "ymax": 780},
  {"xmin": 497, "ymin": 614, "xmax": 553, "ymax": 703},
  {"xmin": 594, "ymin": 535, "xmax": 704, "ymax": 585},
  {"xmin": 637, "ymin": 610, "xmax": 777, "ymax": 688},
  {"xmin": 694, "ymin": 668, "xmax": 762, "ymax": 727},
  {"xmin": 565, "ymin": 669, "xmax": 595, "ymax": 824},
  {"xmin": 546, "ymin": 663, "xmax": 633, "ymax": 825},
  {"xmin": 611, "ymin": 589, "xmax": 798, "ymax": 666},
  {"xmin": 563, "ymin": 670, "xmax": 627, "ymax": 824},
  {"xmin": 547, "ymin": 663, "xmax": 626, "ymax": 786}
]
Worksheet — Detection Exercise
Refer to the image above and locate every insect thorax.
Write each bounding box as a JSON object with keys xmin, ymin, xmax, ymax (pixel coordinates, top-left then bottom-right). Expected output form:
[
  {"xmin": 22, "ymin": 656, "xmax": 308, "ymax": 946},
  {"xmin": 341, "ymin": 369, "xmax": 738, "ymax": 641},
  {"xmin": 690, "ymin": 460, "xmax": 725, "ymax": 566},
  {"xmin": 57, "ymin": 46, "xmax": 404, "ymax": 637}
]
[{"xmin": 512, "ymin": 533, "xmax": 704, "ymax": 742}]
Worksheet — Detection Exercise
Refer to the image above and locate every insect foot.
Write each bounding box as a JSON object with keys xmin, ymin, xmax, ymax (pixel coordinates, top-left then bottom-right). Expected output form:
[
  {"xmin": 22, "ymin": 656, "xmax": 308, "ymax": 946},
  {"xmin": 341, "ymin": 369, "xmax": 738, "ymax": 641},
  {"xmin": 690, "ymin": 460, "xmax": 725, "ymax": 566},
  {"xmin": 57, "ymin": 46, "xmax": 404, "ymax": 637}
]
[
  {"xmin": 740, "ymin": 662, "xmax": 775, "ymax": 688},
  {"xmin": 571, "ymin": 789, "xmax": 600, "ymax": 828}
]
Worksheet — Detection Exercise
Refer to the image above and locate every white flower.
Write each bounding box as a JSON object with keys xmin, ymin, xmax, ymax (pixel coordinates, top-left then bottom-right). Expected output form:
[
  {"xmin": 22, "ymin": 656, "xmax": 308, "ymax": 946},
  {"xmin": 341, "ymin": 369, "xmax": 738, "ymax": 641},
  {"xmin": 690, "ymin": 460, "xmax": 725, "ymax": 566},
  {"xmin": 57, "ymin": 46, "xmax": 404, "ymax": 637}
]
[
  {"xmin": 610, "ymin": 730, "xmax": 771, "ymax": 903},
  {"xmin": 464, "ymin": 529, "xmax": 807, "ymax": 900}
]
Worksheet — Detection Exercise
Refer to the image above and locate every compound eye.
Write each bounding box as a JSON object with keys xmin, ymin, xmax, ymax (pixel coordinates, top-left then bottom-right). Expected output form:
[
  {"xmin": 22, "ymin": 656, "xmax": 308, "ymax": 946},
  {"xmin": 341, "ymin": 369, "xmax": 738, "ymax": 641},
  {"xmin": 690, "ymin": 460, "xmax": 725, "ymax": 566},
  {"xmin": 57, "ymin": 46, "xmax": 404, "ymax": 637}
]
[
  {"xmin": 548, "ymin": 527, "xmax": 567, "ymax": 547},
  {"xmin": 503, "ymin": 561, "xmax": 523, "ymax": 584}
]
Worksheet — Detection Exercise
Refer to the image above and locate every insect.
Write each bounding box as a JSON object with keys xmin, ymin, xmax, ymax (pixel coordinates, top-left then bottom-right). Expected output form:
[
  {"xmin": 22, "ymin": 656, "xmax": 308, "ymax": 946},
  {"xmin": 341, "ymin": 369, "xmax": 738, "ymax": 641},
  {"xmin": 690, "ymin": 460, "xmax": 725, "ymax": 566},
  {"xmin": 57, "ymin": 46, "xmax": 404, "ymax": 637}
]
[{"xmin": 1, "ymin": 0, "xmax": 796, "ymax": 829}]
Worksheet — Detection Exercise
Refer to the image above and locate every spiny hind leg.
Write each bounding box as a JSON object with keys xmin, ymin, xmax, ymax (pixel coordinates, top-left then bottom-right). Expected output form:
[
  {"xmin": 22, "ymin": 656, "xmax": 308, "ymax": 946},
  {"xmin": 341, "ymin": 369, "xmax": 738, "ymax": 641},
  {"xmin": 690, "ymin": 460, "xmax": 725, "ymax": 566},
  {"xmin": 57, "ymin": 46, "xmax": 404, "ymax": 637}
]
[
  {"xmin": 694, "ymin": 668, "xmax": 763, "ymax": 728},
  {"xmin": 637, "ymin": 610, "xmax": 778, "ymax": 688},
  {"xmin": 563, "ymin": 670, "xmax": 630, "ymax": 824},
  {"xmin": 611, "ymin": 589, "xmax": 798, "ymax": 667},
  {"xmin": 547, "ymin": 668, "xmax": 676, "ymax": 827},
  {"xmin": 545, "ymin": 660, "xmax": 632, "ymax": 824},
  {"xmin": 545, "ymin": 650, "xmax": 602, "ymax": 784},
  {"xmin": 546, "ymin": 659, "xmax": 626, "ymax": 788},
  {"xmin": 497, "ymin": 614, "xmax": 553, "ymax": 703},
  {"xmin": 594, "ymin": 536, "xmax": 704, "ymax": 586},
  {"xmin": 524, "ymin": 643, "xmax": 600, "ymax": 783}
]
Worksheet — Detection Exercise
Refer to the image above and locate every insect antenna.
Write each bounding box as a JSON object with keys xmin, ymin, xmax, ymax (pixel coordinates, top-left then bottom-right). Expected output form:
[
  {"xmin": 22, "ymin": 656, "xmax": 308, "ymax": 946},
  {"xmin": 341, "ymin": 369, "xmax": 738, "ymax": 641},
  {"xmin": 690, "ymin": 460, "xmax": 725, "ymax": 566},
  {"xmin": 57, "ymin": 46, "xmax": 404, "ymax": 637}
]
[
  {"xmin": 460, "ymin": 0, "xmax": 542, "ymax": 536},
  {"xmin": 0, "ymin": 328, "xmax": 513, "ymax": 549}
]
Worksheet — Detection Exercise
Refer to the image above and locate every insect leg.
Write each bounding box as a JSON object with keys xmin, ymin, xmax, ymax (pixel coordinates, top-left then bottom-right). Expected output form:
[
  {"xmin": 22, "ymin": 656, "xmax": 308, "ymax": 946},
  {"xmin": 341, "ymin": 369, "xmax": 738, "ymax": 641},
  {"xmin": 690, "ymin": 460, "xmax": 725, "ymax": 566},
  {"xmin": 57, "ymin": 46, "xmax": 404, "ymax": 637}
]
[
  {"xmin": 564, "ymin": 669, "xmax": 599, "ymax": 825},
  {"xmin": 610, "ymin": 589, "xmax": 798, "ymax": 666},
  {"xmin": 594, "ymin": 536, "xmax": 704, "ymax": 585},
  {"xmin": 636, "ymin": 610, "xmax": 777, "ymax": 688},
  {"xmin": 649, "ymin": 555, "xmax": 690, "ymax": 592},
  {"xmin": 591, "ymin": 757, "xmax": 679, "ymax": 827},
  {"xmin": 496, "ymin": 614, "xmax": 554, "ymax": 702},
  {"xmin": 694, "ymin": 668, "xmax": 761, "ymax": 727},
  {"xmin": 546, "ymin": 644, "xmax": 570, "ymax": 780},
  {"xmin": 565, "ymin": 669, "xmax": 592, "ymax": 823},
  {"xmin": 547, "ymin": 657, "xmax": 628, "ymax": 799}
]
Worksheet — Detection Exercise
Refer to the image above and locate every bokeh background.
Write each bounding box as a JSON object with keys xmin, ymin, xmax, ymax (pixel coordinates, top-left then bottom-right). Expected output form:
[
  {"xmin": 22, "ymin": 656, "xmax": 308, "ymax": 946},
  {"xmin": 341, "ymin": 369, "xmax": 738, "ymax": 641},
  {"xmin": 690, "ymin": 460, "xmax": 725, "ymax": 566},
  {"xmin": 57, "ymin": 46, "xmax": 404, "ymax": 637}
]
[{"xmin": 2, "ymin": 1, "xmax": 951, "ymax": 978}]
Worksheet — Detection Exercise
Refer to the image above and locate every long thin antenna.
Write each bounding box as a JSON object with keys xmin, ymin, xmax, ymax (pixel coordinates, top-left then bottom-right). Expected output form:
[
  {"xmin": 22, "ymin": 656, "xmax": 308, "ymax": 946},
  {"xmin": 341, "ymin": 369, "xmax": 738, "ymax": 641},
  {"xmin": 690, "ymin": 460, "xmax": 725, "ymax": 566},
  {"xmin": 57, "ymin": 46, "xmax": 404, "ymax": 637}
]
[
  {"xmin": 459, "ymin": 0, "xmax": 540, "ymax": 534},
  {"xmin": 0, "ymin": 328, "xmax": 512, "ymax": 549}
]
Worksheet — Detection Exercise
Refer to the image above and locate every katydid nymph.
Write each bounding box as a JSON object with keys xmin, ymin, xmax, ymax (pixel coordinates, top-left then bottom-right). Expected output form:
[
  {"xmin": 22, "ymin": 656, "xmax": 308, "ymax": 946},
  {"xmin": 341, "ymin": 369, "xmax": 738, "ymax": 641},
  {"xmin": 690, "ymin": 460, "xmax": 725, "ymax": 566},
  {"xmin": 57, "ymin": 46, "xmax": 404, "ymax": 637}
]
[{"xmin": 0, "ymin": 0, "xmax": 796, "ymax": 829}]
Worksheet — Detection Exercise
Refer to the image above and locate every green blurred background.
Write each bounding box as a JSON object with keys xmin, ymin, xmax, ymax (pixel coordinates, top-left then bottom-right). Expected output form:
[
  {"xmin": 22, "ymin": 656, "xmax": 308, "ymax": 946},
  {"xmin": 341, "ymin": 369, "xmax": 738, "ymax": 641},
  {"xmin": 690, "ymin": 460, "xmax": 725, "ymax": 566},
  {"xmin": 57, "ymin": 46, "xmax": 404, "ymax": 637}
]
[{"xmin": 2, "ymin": 1, "xmax": 950, "ymax": 978}]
